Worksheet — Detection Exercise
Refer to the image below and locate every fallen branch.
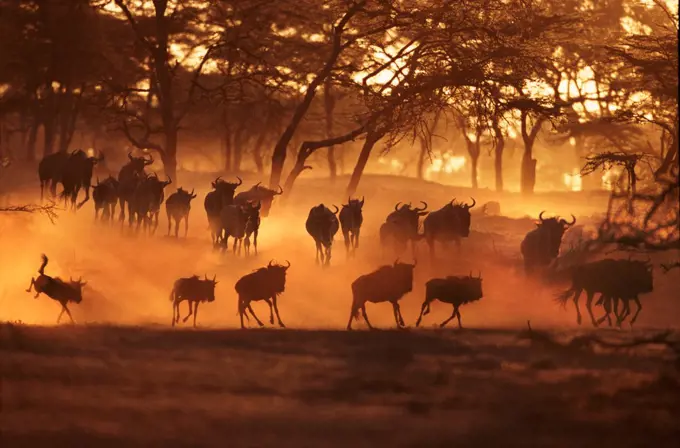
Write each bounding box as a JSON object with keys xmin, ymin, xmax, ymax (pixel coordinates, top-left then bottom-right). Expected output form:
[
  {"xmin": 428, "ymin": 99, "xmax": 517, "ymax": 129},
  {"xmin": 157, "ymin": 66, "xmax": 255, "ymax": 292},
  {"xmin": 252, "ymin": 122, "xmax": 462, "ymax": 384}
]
[
  {"xmin": 661, "ymin": 261, "xmax": 680, "ymax": 273},
  {"xmin": 0, "ymin": 202, "xmax": 60, "ymax": 224}
]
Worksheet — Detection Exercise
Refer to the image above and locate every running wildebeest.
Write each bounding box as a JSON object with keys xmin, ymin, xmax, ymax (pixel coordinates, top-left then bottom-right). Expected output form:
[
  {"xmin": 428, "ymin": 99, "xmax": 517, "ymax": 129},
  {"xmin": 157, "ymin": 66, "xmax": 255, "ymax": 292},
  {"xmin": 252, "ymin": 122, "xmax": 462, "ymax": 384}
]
[
  {"xmin": 59, "ymin": 149, "xmax": 105, "ymax": 210},
  {"xmin": 347, "ymin": 259, "xmax": 416, "ymax": 330},
  {"xmin": 233, "ymin": 182, "xmax": 283, "ymax": 217},
  {"xmin": 415, "ymin": 273, "xmax": 483, "ymax": 329},
  {"xmin": 144, "ymin": 172, "xmax": 172, "ymax": 234},
  {"xmin": 305, "ymin": 204, "xmax": 340, "ymax": 266},
  {"xmin": 379, "ymin": 201, "xmax": 428, "ymax": 258},
  {"xmin": 339, "ymin": 196, "xmax": 364, "ymax": 256},
  {"xmin": 169, "ymin": 274, "xmax": 218, "ymax": 328},
  {"xmin": 38, "ymin": 151, "xmax": 69, "ymax": 201},
  {"xmin": 204, "ymin": 176, "xmax": 242, "ymax": 246},
  {"xmin": 165, "ymin": 187, "xmax": 197, "ymax": 237},
  {"xmin": 556, "ymin": 258, "xmax": 653, "ymax": 327},
  {"xmin": 25, "ymin": 254, "xmax": 86, "ymax": 324},
  {"xmin": 93, "ymin": 176, "xmax": 119, "ymax": 221},
  {"xmin": 244, "ymin": 201, "xmax": 262, "ymax": 256},
  {"xmin": 520, "ymin": 211, "xmax": 576, "ymax": 273},
  {"xmin": 219, "ymin": 204, "xmax": 249, "ymax": 254},
  {"xmin": 117, "ymin": 152, "xmax": 154, "ymax": 223},
  {"xmin": 234, "ymin": 260, "xmax": 290, "ymax": 329},
  {"xmin": 423, "ymin": 197, "xmax": 476, "ymax": 260}
]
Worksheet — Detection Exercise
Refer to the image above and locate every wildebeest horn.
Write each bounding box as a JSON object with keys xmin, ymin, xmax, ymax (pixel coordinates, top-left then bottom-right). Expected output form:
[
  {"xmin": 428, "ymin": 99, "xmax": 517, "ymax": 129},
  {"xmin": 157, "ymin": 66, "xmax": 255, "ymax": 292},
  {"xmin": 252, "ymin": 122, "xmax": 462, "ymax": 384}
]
[
  {"xmin": 275, "ymin": 185, "xmax": 283, "ymax": 195},
  {"xmin": 235, "ymin": 176, "xmax": 242, "ymax": 186},
  {"xmin": 563, "ymin": 214, "xmax": 576, "ymax": 226},
  {"xmin": 190, "ymin": 188, "xmax": 196, "ymax": 198},
  {"xmin": 395, "ymin": 202, "xmax": 402, "ymax": 212},
  {"xmin": 284, "ymin": 260, "xmax": 291, "ymax": 269},
  {"xmin": 450, "ymin": 198, "xmax": 457, "ymax": 206},
  {"xmin": 128, "ymin": 152, "xmax": 134, "ymax": 161},
  {"xmin": 254, "ymin": 182, "xmax": 261, "ymax": 188},
  {"xmin": 394, "ymin": 258, "xmax": 400, "ymax": 265},
  {"xmin": 164, "ymin": 176, "xmax": 172, "ymax": 186},
  {"xmin": 360, "ymin": 196, "xmax": 364, "ymax": 206},
  {"xmin": 268, "ymin": 259, "xmax": 274, "ymax": 268},
  {"xmin": 414, "ymin": 201, "xmax": 428, "ymax": 212},
  {"xmin": 143, "ymin": 154, "xmax": 154, "ymax": 165},
  {"xmin": 331, "ymin": 205, "xmax": 339, "ymax": 214},
  {"xmin": 465, "ymin": 197, "xmax": 476, "ymax": 209},
  {"xmin": 213, "ymin": 274, "xmax": 217, "ymax": 282},
  {"xmin": 477, "ymin": 270, "xmax": 482, "ymax": 279},
  {"xmin": 539, "ymin": 210, "xmax": 547, "ymax": 222}
]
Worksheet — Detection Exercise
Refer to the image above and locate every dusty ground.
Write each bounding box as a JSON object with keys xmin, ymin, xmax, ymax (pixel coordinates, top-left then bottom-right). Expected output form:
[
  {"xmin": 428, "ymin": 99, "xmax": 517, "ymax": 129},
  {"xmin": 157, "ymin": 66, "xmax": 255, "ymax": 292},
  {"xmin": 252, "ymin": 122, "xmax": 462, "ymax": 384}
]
[
  {"xmin": 1, "ymin": 324, "xmax": 679, "ymax": 447},
  {"xmin": 1, "ymin": 166, "xmax": 679, "ymax": 446}
]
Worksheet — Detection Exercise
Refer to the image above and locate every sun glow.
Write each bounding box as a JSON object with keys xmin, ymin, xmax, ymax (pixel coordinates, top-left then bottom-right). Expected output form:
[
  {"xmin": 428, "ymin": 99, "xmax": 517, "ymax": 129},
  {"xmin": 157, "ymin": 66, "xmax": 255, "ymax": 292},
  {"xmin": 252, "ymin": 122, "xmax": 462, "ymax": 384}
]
[
  {"xmin": 563, "ymin": 169, "xmax": 583, "ymax": 192},
  {"xmin": 425, "ymin": 153, "xmax": 467, "ymax": 180}
]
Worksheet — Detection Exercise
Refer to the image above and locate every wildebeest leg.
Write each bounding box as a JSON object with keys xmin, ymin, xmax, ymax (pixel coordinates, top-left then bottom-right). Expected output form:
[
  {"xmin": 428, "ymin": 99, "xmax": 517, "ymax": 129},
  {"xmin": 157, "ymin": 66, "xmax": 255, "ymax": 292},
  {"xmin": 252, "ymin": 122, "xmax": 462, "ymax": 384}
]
[
  {"xmin": 192, "ymin": 301, "xmax": 199, "ymax": 328},
  {"xmin": 360, "ymin": 305, "xmax": 374, "ymax": 330},
  {"xmin": 253, "ymin": 229, "xmax": 258, "ymax": 255},
  {"xmin": 25, "ymin": 277, "xmax": 35, "ymax": 293},
  {"xmin": 272, "ymin": 295, "xmax": 285, "ymax": 328},
  {"xmin": 585, "ymin": 291, "xmax": 598, "ymax": 327},
  {"xmin": 95, "ymin": 206, "xmax": 100, "ymax": 221},
  {"xmin": 62, "ymin": 304, "xmax": 75, "ymax": 324},
  {"xmin": 628, "ymin": 296, "xmax": 642, "ymax": 326},
  {"xmin": 247, "ymin": 304, "xmax": 265, "ymax": 327},
  {"xmin": 184, "ymin": 215, "xmax": 189, "ymax": 238},
  {"xmin": 415, "ymin": 301, "xmax": 431, "ymax": 327},
  {"xmin": 439, "ymin": 304, "xmax": 461, "ymax": 328},
  {"xmin": 167, "ymin": 212, "xmax": 172, "ymax": 236},
  {"xmin": 455, "ymin": 306, "xmax": 463, "ymax": 329},
  {"xmin": 175, "ymin": 217, "xmax": 181, "ymax": 238},
  {"xmin": 618, "ymin": 298, "xmax": 632, "ymax": 325},
  {"xmin": 572, "ymin": 289, "xmax": 583, "ymax": 325},
  {"xmin": 172, "ymin": 301, "xmax": 177, "ymax": 326},
  {"xmin": 353, "ymin": 228, "xmax": 360, "ymax": 251},
  {"xmin": 315, "ymin": 240, "xmax": 322, "ymax": 265},
  {"xmin": 342, "ymin": 229, "xmax": 351, "ymax": 254},
  {"xmin": 57, "ymin": 307, "xmax": 65, "ymax": 324},
  {"xmin": 324, "ymin": 244, "xmax": 332, "ymax": 267},
  {"xmin": 263, "ymin": 298, "xmax": 274, "ymax": 324},
  {"xmin": 391, "ymin": 302, "xmax": 404, "ymax": 328},
  {"xmin": 595, "ymin": 295, "xmax": 612, "ymax": 327},
  {"xmin": 182, "ymin": 301, "xmax": 194, "ymax": 323}
]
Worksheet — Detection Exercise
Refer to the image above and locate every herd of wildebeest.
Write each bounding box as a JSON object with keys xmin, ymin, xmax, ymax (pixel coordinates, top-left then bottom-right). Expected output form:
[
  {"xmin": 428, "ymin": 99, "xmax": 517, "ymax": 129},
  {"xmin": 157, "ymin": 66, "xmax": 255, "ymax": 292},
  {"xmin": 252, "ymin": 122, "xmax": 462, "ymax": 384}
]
[{"xmin": 20, "ymin": 149, "xmax": 662, "ymax": 330}]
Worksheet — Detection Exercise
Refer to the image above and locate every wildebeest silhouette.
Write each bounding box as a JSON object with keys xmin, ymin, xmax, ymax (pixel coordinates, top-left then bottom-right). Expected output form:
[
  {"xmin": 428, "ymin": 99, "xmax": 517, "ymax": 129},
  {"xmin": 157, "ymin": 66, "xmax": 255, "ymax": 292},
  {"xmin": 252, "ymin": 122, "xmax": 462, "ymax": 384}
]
[
  {"xmin": 423, "ymin": 198, "xmax": 476, "ymax": 260},
  {"xmin": 59, "ymin": 149, "xmax": 104, "ymax": 210},
  {"xmin": 25, "ymin": 254, "xmax": 87, "ymax": 324},
  {"xmin": 379, "ymin": 202, "xmax": 428, "ymax": 258},
  {"xmin": 235, "ymin": 260, "xmax": 290, "ymax": 329},
  {"xmin": 520, "ymin": 211, "xmax": 576, "ymax": 273},
  {"xmin": 204, "ymin": 176, "xmax": 242, "ymax": 246},
  {"xmin": 306, "ymin": 204, "xmax": 340, "ymax": 266},
  {"xmin": 219, "ymin": 204, "xmax": 249, "ymax": 254},
  {"xmin": 93, "ymin": 175, "xmax": 119, "ymax": 222},
  {"xmin": 244, "ymin": 201, "xmax": 262, "ymax": 256},
  {"xmin": 339, "ymin": 197, "xmax": 364, "ymax": 256},
  {"xmin": 415, "ymin": 273, "xmax": 483, "ymax": 329},
  {"xmin": 165, "ymin": 187, "xmax": 197, "ymax": 237},
  {"xmin": 233, "ymin": 182, "xmax": 283, "ymax": 218},
  {"xmin": 169, "ymin": 274, "xmax": 218, "ymax": 328},
  {"xmin": 117, "ymin": 152, "xmax": 154, "ymax": 223}
]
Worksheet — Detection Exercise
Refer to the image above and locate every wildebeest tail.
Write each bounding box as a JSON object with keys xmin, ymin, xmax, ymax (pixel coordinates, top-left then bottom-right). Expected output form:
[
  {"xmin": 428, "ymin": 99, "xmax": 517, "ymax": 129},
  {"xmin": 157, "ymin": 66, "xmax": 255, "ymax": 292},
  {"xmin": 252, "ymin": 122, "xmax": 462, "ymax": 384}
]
[
  {"xmin": 38, "ymin": 254, "xmax": 48, "ymax": 275},
  {"xmin": 554, "ymin": 287, "xmax": 574, "ymax": 308}
]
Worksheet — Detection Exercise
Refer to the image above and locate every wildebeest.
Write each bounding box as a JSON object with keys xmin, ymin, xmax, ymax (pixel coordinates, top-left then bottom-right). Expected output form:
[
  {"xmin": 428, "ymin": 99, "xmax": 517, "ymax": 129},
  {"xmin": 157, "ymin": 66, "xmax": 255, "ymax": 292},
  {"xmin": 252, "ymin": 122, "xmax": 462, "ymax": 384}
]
[
  {"xmin": 169, "ymin": 274, "xmax": 218, "ymax": 328},
  {"xmin": 520, "ymin": 211, "xmax": 576, "ymax": 273},
  {"xmin": 117, "ymin": 152, "xmax": 154, "ymax": 223},
  {"xmin": 347, "ymin": 260, "xmax": 416, "ymax": 330},
  {"xmin": 204, "ymin": 176, "xmax": 242, "ymax": 246},
  {"xmin": 127, "ymin": 173, "xmax": 170, "ymax": 233},
  {"xmin": 339, "ymin": 196, "xmax": 364, "ymax": 256},
  {"xmin": 415, "ymin": 273, "xmax": 483, "ymax": 328},
  {"xmin": 305, "ymin": 204, "xmax": 340, "ymax": 266},
  {"xmin": 165, "ymin": 187, "xmax": 197, "ymax": 237},
  {"xmin": 233, "ymin": 182, "xmax": 283, "ymax": 217},
  {"xmin": 219, "ymin": 204, "xmax": 249, "ymax": 254},
  {"xmin": 379, "ymin": 201, "xmax": 428, "ymax": 258},
  {"xmin": 555, "ymin": 258, "xmax": 654, "ymax": 327},
  {"xmin": 25, "ymin": 254, "xmax": 86, "ymax": 324},
  {"xmin": 243, "ymin": 201, "xmax": 262, "ymax": 256},
  {"xmin": 144, "ymin": 173, "xmax": 172, "ymax": 234},
  {"xmin": 38, "ymin": 151, "xmax": 69, "ymax": 201},
  {"xmin": 423, "ymin": 198, "xmax": 476, "ymax": 260},
  {"xmin": 93, "ymin": 176, "xmax": 119, "ymax": 221},
  {"xmin": 57, "ymin": 150, "xmax": 104, "ymax": 210},
  {"xmin": 234, "ymin": 260, "xmax": 290, "ymax": 329}
]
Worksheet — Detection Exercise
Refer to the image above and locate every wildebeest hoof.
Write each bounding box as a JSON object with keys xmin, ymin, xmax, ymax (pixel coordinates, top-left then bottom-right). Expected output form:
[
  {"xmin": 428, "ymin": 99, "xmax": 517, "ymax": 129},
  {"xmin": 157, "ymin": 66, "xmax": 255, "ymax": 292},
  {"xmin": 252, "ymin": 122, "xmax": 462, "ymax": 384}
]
[{"xmin": 278, "ymin": 323, "xmax": 286, "ymax": 328}]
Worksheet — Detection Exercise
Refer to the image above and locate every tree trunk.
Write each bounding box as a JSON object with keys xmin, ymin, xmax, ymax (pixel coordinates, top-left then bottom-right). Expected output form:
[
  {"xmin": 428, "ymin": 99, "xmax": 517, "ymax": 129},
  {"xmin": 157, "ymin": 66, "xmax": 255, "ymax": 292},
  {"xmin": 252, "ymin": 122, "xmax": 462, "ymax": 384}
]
[
  {"xmin": 26, "ymin": 119, "xmax": 39, "ymax": 162},
  {"xmin": 491, "ymin": 120, "xmax": 505, "ymax": 192},
  {"xmin": 465, "ymin": 138, "xmax": 480, "ymax": 189},
  {"xmin": 252, "ymin": 131, "xmax": 266, "ymax": 174},
  {"xmin": 417, "ymin": 136, "xmax": 427, "ymax": 179},
  {"xmin": 233, "ymin": 126, "xmax": 244, "ymax": 173},
  {"xmin": 223, "ymin": 119, "xmax": 232, "ymax": 172},
  {"xmin": 520, "ymin": 146, "xmax": 537, "ymax": 195},
  {"xmin": 324, "ymin": 79, "xmax": 337, "ymax": 181},
  {"xmin": 470, "ymin": 152, "xmax": 479, "ymax": 189},
  {"xmin": 346, "ymin": 130, "xmax": 380, "ymax": 198},
  {"xmin": 163, "ymin": 128, "xmax": 178, "ymax": 180}
]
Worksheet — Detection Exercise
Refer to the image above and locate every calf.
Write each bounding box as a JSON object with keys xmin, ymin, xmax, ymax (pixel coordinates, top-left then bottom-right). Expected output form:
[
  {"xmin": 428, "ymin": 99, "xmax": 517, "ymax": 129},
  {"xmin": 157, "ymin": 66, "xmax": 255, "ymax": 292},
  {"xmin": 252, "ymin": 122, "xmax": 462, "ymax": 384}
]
[
  {"xmin": 165, "ymin": 187, "xmax": 197, "ymax": 238},
  {"xmin": 92, "ymin": 176, "xmax": 119, "ymax": 222},
  {"xmin": 234, "ymin": 260, "xmax": 290, "ymax": 329},
  {"xmin": 220, "ymin": 204, "xmax": 248, "ymax": 255},
  {"xmin": 169, "ymin": 274, "xmax": 218, "ymax": 328},
  {"xmin": 339, "ymin": 197, "xmax": 364, "ymax": 256},
  {"xmin": 25, "ymin": 254, "xmax": 87, "ymax": 324},
  {"xmin": 243, "ymin": 201, "xmax": 262, "ymax": 256},
  {"xmin": 415, "ymin": 273, "xmax": 483, "ymax": 329},
  {"xmin": 305, "ymin": 204, "xmax": 340, "ymax": 266},
  {"xmin": 347, "ymin": 260, "xmax": 416, "ymax": 330}
]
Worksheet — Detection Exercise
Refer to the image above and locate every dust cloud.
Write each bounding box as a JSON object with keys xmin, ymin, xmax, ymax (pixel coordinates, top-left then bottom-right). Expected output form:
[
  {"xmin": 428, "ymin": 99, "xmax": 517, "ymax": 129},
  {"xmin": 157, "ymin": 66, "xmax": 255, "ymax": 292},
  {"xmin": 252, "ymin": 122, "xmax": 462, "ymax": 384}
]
[{"xmin": 2, "ymin": 172, "xmax": 678, "ymax": 329}]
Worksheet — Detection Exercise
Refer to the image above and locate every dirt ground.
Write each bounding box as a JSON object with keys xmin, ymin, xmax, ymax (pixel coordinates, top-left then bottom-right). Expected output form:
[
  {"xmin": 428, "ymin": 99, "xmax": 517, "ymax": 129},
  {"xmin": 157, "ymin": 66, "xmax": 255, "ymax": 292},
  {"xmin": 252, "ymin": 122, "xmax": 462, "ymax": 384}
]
[{"xmin": 1, "ymin": 167, "xmax": 679, "ymax": 446}]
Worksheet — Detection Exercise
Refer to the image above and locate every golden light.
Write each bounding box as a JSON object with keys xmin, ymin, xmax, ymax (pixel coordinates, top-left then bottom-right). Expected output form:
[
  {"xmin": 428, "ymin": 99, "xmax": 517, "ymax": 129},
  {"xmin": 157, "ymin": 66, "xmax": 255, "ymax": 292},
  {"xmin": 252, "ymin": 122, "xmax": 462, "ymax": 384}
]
[
  {"xmin": 569, "ymin": 137, "xmax": 576, "ymax": 146},
  {"xmin": 86, "ymin": 148, "xmax": 96, "ymax": 157},
  {"xmin": 563, "ymin": 169, "xmax": 583, "ymax": 192},
  {"xmin": 602, "ymin": 168, "xmax": 622, "ymax": 191},
  {"xmin": 425, "ymin": 153, "xmax": 467, "ymax": 180}
]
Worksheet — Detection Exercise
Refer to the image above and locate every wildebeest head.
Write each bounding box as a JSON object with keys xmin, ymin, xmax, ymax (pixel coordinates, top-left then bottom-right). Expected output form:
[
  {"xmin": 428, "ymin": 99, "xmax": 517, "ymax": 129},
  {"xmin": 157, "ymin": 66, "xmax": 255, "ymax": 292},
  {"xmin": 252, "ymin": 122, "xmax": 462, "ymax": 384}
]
[
  {"xmin": 625, "ymin": 258, "xmax": 654, "ymax": 294},
  {"xmin": 389, "ymin": 201, "xmax": 428, "ymax": 234},
  {"xmin": 67, "ymin": 276, "xmax": 87, "ymax": 304},
  {"xmin": 535, "ymin": 210, "xmax": 576, "ymax": 253},
  {"xmin": 392, "ymin": 258, "xmax": 417, "ymax": 293},
  {"xmin": 266, "ymin": 260, "xmax": 291, "ymax": 294},
  {"xmin": 248, "ymin": 182, "xmax": 283, "ymax": 202},
  {"xmin": 202, "ymin": 274, "xmax": 219, "ymax": 302},
  {"xmin": 175, "ymin": 187, "xmax": 197, "ymax": 204},
  {"xmin": 444, "ymin": 197, "xmax": 476, "ymax": 237},
  {"xmin": 127, "ymin": 152, "xmax": 154, "ymax": 173},
  {"xmin": 465, "ymin": 271, "xmax": 484, "ymax": 301},
  {"xmin": 211, "ymin": 176, "xmax": 242, "ymax": 204},
  {"xmin": 342, "ymin": 196, "xmax": 364, "ymax": 216},
  {"xmin": 244, "ymin": 201, "xmax": 261, "ymax": 225}
]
